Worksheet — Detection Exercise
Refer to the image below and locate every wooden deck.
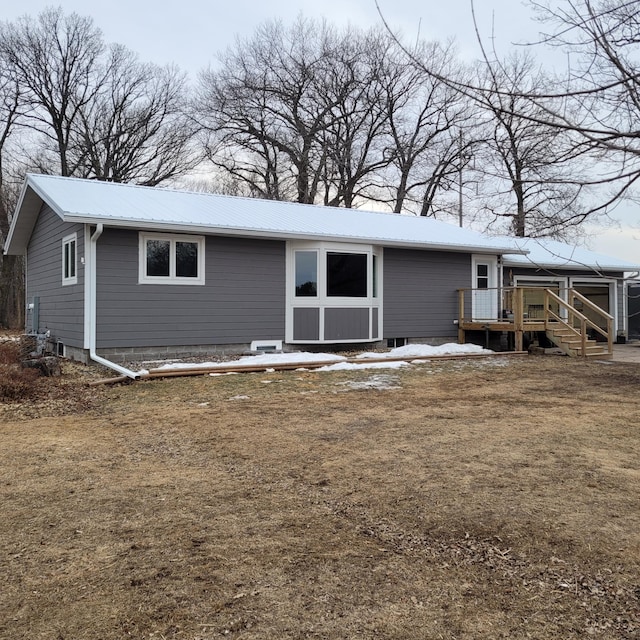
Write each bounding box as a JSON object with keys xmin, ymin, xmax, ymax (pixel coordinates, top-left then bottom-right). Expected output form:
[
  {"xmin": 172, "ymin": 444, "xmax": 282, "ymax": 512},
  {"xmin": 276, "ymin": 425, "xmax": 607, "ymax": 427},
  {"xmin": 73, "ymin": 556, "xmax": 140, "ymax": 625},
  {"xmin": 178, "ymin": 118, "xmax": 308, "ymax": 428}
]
[{"xmin": 457, "ymin": 287, "xmax": 614, "ymax": 357}]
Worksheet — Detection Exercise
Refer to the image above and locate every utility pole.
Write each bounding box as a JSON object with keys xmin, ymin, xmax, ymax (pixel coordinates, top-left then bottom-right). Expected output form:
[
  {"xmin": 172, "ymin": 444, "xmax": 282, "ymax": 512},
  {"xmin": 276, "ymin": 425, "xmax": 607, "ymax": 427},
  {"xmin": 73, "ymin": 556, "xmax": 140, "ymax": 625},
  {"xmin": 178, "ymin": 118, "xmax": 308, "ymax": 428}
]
[{"xmin": 458, "ymin": 129, "xmax": 464, "ymax": 228}]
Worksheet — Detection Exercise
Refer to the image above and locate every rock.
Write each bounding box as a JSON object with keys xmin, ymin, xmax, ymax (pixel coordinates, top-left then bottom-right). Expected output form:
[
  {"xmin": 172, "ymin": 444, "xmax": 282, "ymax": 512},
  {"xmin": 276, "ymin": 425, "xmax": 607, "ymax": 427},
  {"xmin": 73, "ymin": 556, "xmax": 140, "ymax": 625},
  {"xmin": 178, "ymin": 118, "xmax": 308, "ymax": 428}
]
[{"xmin": 21, "ymin": 356, "xmax": 61, "ymax": 377}]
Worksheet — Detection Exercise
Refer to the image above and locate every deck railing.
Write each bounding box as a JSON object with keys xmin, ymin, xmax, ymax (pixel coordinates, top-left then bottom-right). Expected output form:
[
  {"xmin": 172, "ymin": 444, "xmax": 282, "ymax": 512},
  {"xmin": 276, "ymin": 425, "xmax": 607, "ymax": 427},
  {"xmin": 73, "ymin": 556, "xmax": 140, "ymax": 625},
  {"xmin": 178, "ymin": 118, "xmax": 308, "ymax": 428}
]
[
  {"xmin": 457, "ymin": 286, "xmax": 614, "ymax": 356},
  {"xmin": 545, "ymin": 288, "xmax": 613, "ymax": 356},
  {"xmin": 457, "ymin": 286, "xmax": 561, "ymax": 325}
]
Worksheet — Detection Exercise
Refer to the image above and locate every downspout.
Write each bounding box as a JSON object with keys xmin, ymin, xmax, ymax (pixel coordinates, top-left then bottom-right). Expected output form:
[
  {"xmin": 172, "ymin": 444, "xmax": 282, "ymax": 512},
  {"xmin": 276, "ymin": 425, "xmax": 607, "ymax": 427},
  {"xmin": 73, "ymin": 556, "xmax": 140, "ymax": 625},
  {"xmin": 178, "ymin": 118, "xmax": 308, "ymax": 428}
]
[{"xmin": 88, "ymin": 224, "xmax": 140, "ymax": 379}]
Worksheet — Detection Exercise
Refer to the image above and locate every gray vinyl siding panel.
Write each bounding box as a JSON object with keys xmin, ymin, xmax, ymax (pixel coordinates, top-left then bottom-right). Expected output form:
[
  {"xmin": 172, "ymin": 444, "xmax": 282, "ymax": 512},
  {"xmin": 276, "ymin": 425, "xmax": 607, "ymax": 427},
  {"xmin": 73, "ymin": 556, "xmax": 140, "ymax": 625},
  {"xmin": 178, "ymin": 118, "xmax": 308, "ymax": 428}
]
[
  {"xmin": 383, "ymin": 248, "xmax": 472, "ymax": 337},
  {"xmin": 293, "ymin": 308, "xmax": 320, "ymax": 341},
  {"xmin": 324, "ymin": 308, "xmax": 369, "ymax": 340},
  {"xmin": 95, "ymin": 229, "xmax": 285, "ymax": 348},
  {"xmin": 26, "ymin": 205, "xmax": 85, "ymax": 347}
]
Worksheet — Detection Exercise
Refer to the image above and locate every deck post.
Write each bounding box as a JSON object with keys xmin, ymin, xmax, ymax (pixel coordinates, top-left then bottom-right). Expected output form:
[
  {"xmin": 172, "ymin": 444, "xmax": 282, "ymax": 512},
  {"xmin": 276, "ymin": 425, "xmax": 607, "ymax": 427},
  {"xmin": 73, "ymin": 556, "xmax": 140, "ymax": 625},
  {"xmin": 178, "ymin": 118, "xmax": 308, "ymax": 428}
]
[
  {"xmin": 458, "ymin": 289, "xmax": 466, "ymax": 344},
  {"xmin": 514, "ymin": 288, "xmax": 524, "ymax": 351}
]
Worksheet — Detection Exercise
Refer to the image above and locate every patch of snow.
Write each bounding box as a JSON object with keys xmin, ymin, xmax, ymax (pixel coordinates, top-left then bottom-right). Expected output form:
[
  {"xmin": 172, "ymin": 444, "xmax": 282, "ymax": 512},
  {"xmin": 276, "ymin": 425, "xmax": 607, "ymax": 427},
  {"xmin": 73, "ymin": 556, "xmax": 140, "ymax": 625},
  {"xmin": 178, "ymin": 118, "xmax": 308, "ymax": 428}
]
[
  {"xmin": 151, "ymin": 343, "xmax": 495, "ymax": 377},
  {"xmin": 337, "ymin": 374, "xmax": 402, "ymax": 390},
  {"xmin": 317, "ymin": 360, "xmax": 410, "ymax": 372},
  {"xmin": 228, "ymin": 395, "xmax": 250, "ymax": 401},
  {"xmin": 154, "ymin": 351, "xmax": 347, "ymax": 371},
  {"xmin": 138, "ymin": 358, "xmax": 185, "ymax": 365},
  {"xmin": 357, "ymin": 342, "xmax": 491, "ymax": 360}
]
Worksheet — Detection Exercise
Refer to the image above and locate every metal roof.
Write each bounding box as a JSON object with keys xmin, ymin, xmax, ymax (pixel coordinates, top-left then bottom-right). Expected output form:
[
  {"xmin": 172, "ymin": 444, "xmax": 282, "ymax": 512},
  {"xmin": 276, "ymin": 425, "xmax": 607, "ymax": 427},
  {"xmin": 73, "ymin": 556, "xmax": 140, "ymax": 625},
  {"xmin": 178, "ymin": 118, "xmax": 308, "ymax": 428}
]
[
  {"xmin": 502, "ymin": 237, "xmax": 640, "ymax": 272},
  {"xmin": 4, "ymin": 174, "xmax": 527, "ymax": 255}
]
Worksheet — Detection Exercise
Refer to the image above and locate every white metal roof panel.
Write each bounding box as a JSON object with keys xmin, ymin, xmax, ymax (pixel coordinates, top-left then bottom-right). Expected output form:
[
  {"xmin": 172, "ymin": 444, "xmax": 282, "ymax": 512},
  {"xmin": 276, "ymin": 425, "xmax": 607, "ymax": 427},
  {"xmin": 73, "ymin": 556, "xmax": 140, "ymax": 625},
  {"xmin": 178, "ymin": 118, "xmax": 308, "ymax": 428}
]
[
  {"xmin": 12, "ymin": 174, "xmax": 525, "ymax": 254},
  {"xmin": 502, "ymin": 237, "xmax": 640, "ymax": 272}
]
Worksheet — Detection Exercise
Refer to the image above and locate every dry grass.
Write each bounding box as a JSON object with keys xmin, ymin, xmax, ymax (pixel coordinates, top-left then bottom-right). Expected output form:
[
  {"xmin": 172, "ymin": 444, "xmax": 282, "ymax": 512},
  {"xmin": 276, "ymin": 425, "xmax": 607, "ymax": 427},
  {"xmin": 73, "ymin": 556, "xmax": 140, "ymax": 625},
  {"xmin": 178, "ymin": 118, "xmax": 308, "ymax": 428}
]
[{"xmin": 1, "ymin": 356, "xmax": 639, "ymax": 639}]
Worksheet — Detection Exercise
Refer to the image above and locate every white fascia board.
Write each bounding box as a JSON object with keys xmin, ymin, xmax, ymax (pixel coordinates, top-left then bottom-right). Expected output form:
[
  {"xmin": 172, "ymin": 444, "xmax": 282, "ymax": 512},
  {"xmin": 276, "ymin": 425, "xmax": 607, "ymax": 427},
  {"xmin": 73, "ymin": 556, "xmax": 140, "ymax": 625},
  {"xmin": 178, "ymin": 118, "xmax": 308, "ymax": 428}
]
[
  {"xmin": 23, "ymin": 174, "xmax": 67, "ymax": 219},
  {"xmin": 4, "ymin": 177, "xmax": 70, "ymax": 255},
  {"xmin": 63, "ymin": 215, "xmax": 527, "ymax": 255},
  {"xmin": 3, "ymin": 180, "xmax": 34, "ymax": 254}
]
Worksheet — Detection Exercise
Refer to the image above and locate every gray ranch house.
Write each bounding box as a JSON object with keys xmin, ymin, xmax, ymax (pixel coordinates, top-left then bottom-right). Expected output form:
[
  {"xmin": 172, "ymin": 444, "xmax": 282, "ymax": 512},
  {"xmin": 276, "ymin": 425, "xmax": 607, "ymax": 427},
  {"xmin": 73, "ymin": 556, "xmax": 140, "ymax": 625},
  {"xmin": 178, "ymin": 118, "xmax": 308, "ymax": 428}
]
[{"xmin": 4, "ymin": 174, "xmax": 638, "ymax": 376}]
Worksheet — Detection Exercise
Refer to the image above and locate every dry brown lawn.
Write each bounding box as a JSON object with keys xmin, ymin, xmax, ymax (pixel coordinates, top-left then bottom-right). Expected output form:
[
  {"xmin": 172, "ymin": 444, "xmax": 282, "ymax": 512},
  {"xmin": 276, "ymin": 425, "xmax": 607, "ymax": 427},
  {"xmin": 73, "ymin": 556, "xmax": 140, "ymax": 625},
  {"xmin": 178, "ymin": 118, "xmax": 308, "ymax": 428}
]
[{"xmin": 1, "ymin": 355, "xmax": 639, "ymax": 639}]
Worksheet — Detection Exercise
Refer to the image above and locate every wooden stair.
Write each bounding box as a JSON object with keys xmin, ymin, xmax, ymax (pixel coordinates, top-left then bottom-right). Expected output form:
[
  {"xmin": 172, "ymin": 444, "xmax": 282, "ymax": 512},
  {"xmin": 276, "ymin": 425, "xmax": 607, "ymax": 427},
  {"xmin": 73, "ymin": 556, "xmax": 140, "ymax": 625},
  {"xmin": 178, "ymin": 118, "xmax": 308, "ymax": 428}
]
[{"xmin": 545, "ymin": 324, "xmax": 611, "ymax": 358}]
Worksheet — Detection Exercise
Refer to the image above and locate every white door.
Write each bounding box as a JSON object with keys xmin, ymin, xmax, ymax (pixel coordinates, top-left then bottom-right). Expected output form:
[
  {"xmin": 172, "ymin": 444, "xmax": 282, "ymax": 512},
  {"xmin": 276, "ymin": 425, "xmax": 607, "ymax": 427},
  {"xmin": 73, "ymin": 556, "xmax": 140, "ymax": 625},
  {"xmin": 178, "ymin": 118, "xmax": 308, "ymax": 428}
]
[{"xmin": 472, "ymin": 255, "xmax": 498, "ymax": 321}]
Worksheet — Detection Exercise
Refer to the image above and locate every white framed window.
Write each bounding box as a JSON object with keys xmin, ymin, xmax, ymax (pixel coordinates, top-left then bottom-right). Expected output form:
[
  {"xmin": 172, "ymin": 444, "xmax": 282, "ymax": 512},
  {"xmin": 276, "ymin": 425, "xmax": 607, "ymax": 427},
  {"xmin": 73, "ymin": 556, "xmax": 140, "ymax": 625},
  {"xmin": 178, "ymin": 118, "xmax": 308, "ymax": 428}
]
[
  {"xmin": 62, "ymin": 232, "xmax": 78, "ymax": 286},
  {"xmin": 287, "ymin": 241, "xmax": 383, "ymax": 343},
  {"xmin": 291, "ymin": 243, "xmax": 380, "ymax": 302},
  {"xmin": 139, "ymin": 233, "xmax": 205, "ymax": 285},
  {"xmin": 294, "ymin": 250, "xmax": 318, "ymax": 297}
]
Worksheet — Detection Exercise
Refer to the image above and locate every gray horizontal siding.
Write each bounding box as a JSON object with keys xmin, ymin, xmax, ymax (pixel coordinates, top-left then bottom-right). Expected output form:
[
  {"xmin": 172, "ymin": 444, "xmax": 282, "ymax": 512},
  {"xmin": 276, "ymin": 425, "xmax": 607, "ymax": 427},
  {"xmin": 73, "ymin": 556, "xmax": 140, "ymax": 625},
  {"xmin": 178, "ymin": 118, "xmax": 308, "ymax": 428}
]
[
  {"xmin": 383, "ymin": 248, "xmax": 471, "ymax": 338},
  {"xmin": 26, "ymin": 205, "xmax": 84, "ymax": 347},
  {"xmin": 96, "ymin": 229, "xmax": 285, "ymax": 348},
  {"xmin": 293, "ymin": 308, "xmax": 320, "ymax": 341},
  {"xmin": 324, "ymin": 308, "xmax": 369, "ymax": 340}
]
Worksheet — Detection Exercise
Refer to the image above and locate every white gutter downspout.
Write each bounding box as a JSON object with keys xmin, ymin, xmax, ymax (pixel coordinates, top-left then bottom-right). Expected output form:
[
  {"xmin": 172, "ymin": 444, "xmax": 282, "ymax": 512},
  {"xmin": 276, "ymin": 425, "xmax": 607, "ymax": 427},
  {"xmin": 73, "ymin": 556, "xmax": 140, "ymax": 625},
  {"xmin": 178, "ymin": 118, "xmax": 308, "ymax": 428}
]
[{"xmin": 88, "ymin": 223, "xmax": 140, "ymax": 379}]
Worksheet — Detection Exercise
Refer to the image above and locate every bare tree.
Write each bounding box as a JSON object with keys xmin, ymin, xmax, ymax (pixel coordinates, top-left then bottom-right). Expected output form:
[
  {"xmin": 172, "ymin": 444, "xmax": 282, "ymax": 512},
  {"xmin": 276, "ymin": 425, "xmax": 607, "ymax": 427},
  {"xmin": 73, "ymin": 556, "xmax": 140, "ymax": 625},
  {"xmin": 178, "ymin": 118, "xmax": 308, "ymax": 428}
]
[
  {"xmin": 377, "ymin": 40, "xmax": 476, "ymax": 218},
  {"xmin": 196, "ymin": 18, "xmax": 345, "ymax": 203},
  {"xmin": 528, "ymin": 0, "xmax": 640, "ymax": 207},
  {"xmin": 196, "ymin": 18, "xmax": 480, "ymax": 214},
  {"xmin": 71, "ymin": 46, "xmax": 199, "ymax": 185},
  {"xmin": 316, "ymin": 28, "xmax": 394, "ymax": 208},
  {"xmin": 473, "ymin": 52, "xmax": 588, "ymax": 238},
  {"xmin": 378, "ymin": 14, "xmax": 595, "ymax": 236},
  {"xmin": 0, "ymin": 52, "xmax": 26, "ymax": 328},
  {"xmin": 0, "ymin": 7, "xmax": 105, "ymax": 177}
]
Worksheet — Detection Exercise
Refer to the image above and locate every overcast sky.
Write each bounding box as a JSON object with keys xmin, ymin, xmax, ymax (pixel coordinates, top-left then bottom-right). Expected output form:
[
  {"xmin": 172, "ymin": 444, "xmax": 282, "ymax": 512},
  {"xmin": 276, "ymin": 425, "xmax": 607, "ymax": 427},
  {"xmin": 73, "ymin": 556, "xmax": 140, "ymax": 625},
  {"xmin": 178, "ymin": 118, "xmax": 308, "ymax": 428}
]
[
  {"xmin": 5, "ymin": 0, "xmax": 542, "ymax": 73},
  {"xmin": 3, "ymin": 0, "xmax": 639, "ymax": 263}
]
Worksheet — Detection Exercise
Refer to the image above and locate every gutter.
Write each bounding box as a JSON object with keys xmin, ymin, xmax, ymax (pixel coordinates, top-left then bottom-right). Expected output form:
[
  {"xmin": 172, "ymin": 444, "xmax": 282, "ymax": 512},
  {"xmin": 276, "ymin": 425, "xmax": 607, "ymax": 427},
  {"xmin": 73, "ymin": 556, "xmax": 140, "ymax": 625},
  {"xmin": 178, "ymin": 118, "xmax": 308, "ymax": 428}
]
[{"xmin": 88, "ymin": 223, "xmax": 140, "ymax": 379}]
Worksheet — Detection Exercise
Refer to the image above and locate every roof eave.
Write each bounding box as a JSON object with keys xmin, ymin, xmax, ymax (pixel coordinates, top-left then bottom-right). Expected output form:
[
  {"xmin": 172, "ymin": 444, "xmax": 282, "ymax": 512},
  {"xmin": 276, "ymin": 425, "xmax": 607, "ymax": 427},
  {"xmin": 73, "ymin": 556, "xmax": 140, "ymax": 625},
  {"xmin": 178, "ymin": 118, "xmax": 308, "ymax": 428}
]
[
  {"xmin": 64, "ymin": 215, "xmax": 528, "ymax": 255},
  {"xmin": 503, "ymin": 258, "xmax": 639, "ymax": 272},
  {"xmin": 3, "ymin": 174, "xmax": 70, "ymax": 255}
]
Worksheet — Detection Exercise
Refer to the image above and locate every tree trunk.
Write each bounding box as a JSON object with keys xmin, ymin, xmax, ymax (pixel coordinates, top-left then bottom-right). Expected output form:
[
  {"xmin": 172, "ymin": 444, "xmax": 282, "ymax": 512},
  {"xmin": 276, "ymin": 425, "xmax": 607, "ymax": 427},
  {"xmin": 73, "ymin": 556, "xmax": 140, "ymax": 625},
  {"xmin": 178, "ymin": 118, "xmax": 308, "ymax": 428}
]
[{"xmin": 0, "ymin": 254, "xmax": 25, "ymax": 329}]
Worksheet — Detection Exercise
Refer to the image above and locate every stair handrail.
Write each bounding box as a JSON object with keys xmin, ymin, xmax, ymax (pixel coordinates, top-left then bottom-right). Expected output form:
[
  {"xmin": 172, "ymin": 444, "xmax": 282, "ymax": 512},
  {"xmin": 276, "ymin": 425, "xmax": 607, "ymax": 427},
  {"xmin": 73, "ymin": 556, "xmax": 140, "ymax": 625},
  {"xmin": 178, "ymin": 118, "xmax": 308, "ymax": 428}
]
[
  {"xmin": 569, "ymin": 288, "xmax": 614, "ymax": 355},
  {"xmin": 544, "ymin": 288, "xmax": 611, "ymax": 357},
  {"xmin": 544, "ymin": 289, "xmax": 589, "ymax": 356}
]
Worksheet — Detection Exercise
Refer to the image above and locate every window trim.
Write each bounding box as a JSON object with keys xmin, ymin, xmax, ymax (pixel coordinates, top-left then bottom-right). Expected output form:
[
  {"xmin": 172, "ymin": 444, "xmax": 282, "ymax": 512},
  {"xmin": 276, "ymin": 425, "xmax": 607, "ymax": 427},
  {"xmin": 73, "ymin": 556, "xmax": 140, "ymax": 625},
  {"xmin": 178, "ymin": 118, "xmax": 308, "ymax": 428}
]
[
  {"xmin": 62, "ymin": 232, "xmax": 78, "ymax": 286},
  {"xmin": 138, "ymin": 232, "xmax": 205, "ymax": 285},
  {"xmin": 286, "ymin": 241, "xmax": 383, "ymax": 343},
  {"xmin": 294, "ymin": 249, "xmax": 319, "ymax": 297},
  {"xmin": 291, "ymin": 242, "xmax": 380, "ymax": 303}
]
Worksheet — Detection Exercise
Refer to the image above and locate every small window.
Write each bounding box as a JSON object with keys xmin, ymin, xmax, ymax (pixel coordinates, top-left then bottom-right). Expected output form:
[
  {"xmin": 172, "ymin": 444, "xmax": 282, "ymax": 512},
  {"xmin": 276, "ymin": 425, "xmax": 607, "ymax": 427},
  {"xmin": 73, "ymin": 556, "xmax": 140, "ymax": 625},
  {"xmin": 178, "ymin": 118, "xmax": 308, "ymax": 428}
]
[
  {"xmin": 62, "ymin": 233, "xmax": 77, "ymax": 285},
  {"xmin": 373, "ymin": 254, "xmax": 378, "ymax": 298},
  {"xmin": 326, "ymin": 252, "xmax": 367, "ymax": 297},
  {"xmin": 476, "ymin": 263, "xmax": 489, "ymax": 289},
  {"xmin": 295, "ymin": 250, "xmax": 317, "ymax": 297},
  {"xmin": 139, "ymin": 233, "xmax": 205, "ymax": 285}
]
